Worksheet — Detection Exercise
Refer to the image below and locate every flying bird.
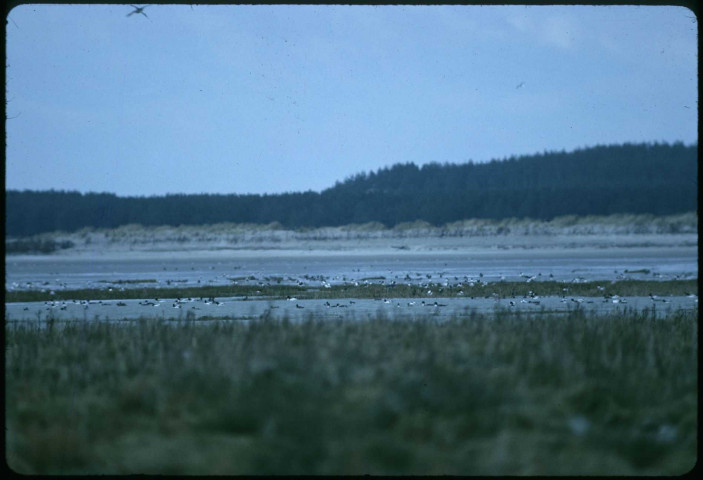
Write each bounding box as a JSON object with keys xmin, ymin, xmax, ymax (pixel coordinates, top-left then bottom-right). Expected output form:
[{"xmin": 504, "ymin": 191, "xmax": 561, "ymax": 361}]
[
  {"xmin": 516, "ymin": 81, "xmax": 525, "ymax": 89},
  {"xmin": 127, "ymin": 5, "xmax": 150, "ymax": 18}
]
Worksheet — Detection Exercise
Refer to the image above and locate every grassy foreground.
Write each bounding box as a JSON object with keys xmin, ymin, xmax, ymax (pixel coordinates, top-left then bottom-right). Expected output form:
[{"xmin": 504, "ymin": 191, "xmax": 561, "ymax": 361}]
[{"xmin": 5, "ymin": 308, "xmax": 697, "ymax": 475}]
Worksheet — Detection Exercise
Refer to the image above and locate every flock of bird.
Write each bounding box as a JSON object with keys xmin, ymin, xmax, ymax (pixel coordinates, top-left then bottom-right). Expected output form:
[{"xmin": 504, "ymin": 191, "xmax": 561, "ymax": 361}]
[
  {"xmin": 140, "ymin": 296, "xmax": 225, "ymax": 309},
  {"xmin": 10, "ymin": 264, "xmax": 694, "ymax": 299},
  {"xmin": 17, "ymin": 266, "xmax": 697, "ymax": 318},
  {"xmin": 22, "ymin": 289, "xmax": 697, "ymax": 321},
  {"xmin": 27, "ymin": 280, "xmax": 698, "ymax": 314},
  {"xmin": 37, "ymin": 296, "xmax": 225, "ymax": 312}
]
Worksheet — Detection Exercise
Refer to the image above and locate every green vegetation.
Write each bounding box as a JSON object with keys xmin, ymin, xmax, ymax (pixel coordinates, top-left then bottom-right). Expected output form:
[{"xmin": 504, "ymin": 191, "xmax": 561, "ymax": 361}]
[
  {"xmin": 5, "ymin": 284, "xmax": 306, "ymax": 303},
  {"xmin": 5, "ymin": 279, "xmax": 698, "ymax": 303},
  {"xmin": 6, "ymin": 142, "xmax": 697, "ymax": 236},
  {"xmin": 6, "ymin": 308, "xmax": 697, "ymax": 474},
  {"xmin": 5, "ymin": 238, "xmax": 75, "ymax": 254}
]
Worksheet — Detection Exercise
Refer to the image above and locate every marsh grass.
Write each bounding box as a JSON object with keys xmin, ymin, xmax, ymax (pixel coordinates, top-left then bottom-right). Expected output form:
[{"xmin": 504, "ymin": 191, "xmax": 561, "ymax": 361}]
[
  {"xmin": 5, "ymin": 308, "xmax": 697, "ymax": 475},
  {"xmin": 5, "ymin": 284, "xmax": 308, "ymax": 303},
  {"xmin": 5, "ymin": 311, "xmax": 697, "ymax": 475},
  {"xmin": 5, "ymin": 279, "xmax": 697, "ymax": 303}
]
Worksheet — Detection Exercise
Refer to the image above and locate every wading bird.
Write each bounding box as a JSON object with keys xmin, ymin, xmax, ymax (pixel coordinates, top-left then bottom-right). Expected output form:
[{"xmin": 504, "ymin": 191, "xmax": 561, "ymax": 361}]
[{"xmin": 127, "ymin": 5, "xmax": 150, "ymax": 18}]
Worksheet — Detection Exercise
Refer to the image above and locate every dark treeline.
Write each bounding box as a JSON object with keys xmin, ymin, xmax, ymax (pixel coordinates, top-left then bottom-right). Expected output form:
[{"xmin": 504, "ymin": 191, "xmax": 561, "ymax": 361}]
[{"xmin": 6, "ymin": 142, "xmax": 698, "ymax": 237}]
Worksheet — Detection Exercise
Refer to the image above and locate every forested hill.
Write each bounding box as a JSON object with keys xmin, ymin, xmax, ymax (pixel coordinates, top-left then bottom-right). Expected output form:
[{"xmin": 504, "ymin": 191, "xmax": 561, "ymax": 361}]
[
  {"xmin": 331, "ymin": 142, "xmax": 696, "ymax": 194},
  {"xmin": 6, "ymin": 142, "xmax": 698, "ymax": 237}
]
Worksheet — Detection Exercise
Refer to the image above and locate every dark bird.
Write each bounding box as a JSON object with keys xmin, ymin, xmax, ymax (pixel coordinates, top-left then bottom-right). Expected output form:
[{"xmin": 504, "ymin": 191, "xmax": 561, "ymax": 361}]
[
  {"xmin": 127, "ymin": 5, "xmax": 150, "ymax": 18},
  {"xmin": 516, "ymin": 81, "xmax": 525, "ymax": 89}
]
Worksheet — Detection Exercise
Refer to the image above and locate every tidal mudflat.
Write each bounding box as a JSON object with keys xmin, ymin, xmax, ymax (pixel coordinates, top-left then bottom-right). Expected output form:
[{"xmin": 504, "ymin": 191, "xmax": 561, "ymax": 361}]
[
  {"xmin": 6, "ymin": 227, "xmax": 697, "ymax": 322},
  {"xmin": 5, "ymin": 225, "xmax": 698, "ymax": 293}
]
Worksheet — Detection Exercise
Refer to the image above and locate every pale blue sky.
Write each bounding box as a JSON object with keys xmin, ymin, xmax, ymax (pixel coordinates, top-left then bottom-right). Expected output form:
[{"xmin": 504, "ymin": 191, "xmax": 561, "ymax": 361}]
[{"xmin": 5, "ymin": 4, "xmax": 698, "ymax": 196}]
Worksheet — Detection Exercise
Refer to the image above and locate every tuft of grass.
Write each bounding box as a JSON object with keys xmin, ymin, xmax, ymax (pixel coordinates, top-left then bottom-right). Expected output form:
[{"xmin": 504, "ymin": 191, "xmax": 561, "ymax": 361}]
[{"xmin": 5, "ymin": 308, "xmax": 697, "ymax": 475}]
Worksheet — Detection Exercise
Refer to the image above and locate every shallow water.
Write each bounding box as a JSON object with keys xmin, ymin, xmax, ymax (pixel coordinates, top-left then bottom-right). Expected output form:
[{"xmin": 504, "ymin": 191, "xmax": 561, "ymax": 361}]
[
  {"xmin": 5, "ymin": 242, "xmax": 698, "ymax": 327},
  {"xmin": 4, "ymin": 245, "xmax": 697, "ymax": 293},
  {"xmin": 5, "ymin": 294, "xmax": 698, "ymax": 328}
]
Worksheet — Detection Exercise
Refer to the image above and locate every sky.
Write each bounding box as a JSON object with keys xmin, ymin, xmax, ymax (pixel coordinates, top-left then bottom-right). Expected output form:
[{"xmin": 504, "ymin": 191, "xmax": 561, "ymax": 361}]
[{"xmin": 5, "ymin": 4, "xmax": 698, "ymax": 197}]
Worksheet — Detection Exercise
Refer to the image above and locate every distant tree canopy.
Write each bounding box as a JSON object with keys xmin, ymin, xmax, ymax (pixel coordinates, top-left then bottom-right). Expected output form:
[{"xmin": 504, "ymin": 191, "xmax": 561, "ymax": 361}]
[{"xmin": 5, "ymin": 142, "xmax": 698, "ymax": 237}]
